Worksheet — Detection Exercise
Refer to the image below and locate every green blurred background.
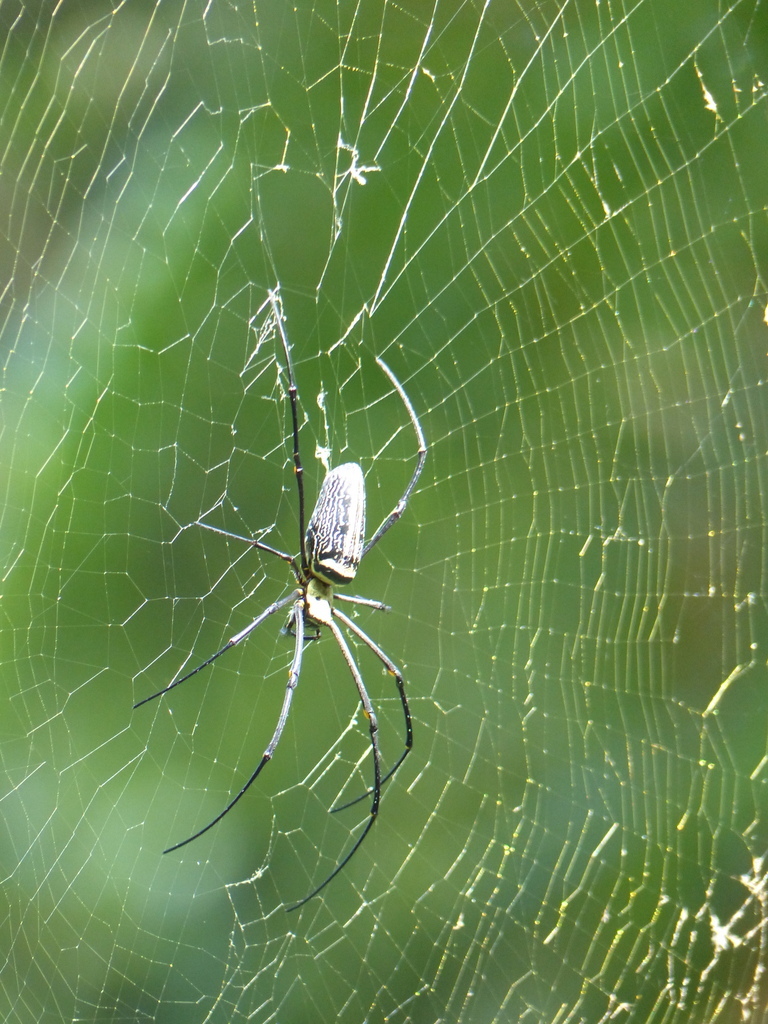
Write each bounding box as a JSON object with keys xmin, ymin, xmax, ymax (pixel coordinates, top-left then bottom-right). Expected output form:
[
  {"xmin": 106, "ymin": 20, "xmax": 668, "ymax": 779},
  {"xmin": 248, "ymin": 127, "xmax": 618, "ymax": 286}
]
[{"xmin": 1, "ymin": 1, "xmax": 767, "ymax": 1021}]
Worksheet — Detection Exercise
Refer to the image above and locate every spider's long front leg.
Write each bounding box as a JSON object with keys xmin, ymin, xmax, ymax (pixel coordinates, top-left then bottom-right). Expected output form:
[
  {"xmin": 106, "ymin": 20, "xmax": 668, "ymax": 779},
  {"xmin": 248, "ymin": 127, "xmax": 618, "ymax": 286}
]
[
  {"xmin": 287, "ymin": 615, "xmax": 381, "ymax": 911},
  {"xmin": 163, "ymin": 597, "xmax": 306, "ymax": 854},
  {"xmin": 330, "ymin": 605, "xmax": 411, "ymax": 812},
  {"xmin": 134, "ymin": 590, "xmax": 301, "ymax": 709}
]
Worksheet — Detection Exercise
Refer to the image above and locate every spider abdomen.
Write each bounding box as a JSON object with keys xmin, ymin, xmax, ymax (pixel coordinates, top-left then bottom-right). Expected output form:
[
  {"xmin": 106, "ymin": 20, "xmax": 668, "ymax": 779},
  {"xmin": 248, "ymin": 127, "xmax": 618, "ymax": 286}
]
[{"xmin": 305, "ymin": 462, "xmax": 366, "ymax": 586}]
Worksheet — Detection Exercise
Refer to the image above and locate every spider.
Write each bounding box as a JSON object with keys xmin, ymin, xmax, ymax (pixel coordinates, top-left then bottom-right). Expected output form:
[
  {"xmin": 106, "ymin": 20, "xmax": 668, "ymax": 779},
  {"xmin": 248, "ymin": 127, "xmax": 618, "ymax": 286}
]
[{"xmin": 135, "ymin": 291, "xmax": 427, "ymax": 910}]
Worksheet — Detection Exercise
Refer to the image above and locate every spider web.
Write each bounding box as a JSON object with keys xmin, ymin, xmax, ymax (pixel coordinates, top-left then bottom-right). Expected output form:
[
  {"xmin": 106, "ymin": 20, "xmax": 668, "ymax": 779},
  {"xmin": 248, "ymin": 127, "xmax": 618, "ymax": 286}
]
[{"xmin": 2, "ymin": 0, "xmax": 767, "ymax": 1021}]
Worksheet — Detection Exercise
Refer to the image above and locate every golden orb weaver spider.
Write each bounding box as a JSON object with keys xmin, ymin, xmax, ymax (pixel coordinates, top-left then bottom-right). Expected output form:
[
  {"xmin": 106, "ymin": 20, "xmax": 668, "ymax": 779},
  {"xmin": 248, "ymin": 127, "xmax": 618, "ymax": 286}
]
[{"xmin": 135, "ymin": 291, "xmax": 427, "ymax": 910}]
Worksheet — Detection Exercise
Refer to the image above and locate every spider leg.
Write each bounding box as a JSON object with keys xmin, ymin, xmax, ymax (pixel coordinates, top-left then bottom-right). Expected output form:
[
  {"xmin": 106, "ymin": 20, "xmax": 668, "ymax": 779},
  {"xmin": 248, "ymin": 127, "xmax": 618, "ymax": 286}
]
[
  {"xmin": 133, "ymin": 590, "xmax": 301, "ymax": 709},
  {"xmin": 287, "ymin": 616, "xmax": 381, "ymax": 911},
  {"xmin": 268, "ymin": 289, "xmax": 308, "ymax": 571},
  {"xmin": 195, "ymin": 520, "xmax": 302, "ymax": 583},
  {"xmin": 164, "ymin": 597, "xmax": 306, "ymax": 854},
  {"xmin": 335, "ymin": 593, "xmax": 391, "ymax": 613},
  {"xmin": 361, "ymin": 358, "xmax": 427, "ymax": 558},
  {"xmin": 329, "ymin": 606, "xmax": 412, "ymax": 812}
]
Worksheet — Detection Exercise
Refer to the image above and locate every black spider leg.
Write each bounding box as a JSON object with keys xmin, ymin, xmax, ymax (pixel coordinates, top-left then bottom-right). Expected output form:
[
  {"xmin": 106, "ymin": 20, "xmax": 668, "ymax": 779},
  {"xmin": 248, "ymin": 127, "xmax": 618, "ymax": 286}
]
[
  {"xmin": 164, "ymin": 597, "xmax": 306, "ymax": 855},
  {"xmin": 268, "ymin": 289, "xmax": 307, "ymax": 572},
  {"xmin": 287, "ymin": 616, "xmax": 382, "ymax": 911},
  {"xmin": 134, "ymin": 590, "xmax": 301, "ymax": 709},
  {"xmin": 194, "ymin": 521, "xmax": 303, "ymax": 584},
  {"xmin": 361, "ymin": 358, "xmax": 427, "ymax": 558},
  {"xmin": 329, "ymin": 605, "xmax": 411, "ymax": 812}
]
